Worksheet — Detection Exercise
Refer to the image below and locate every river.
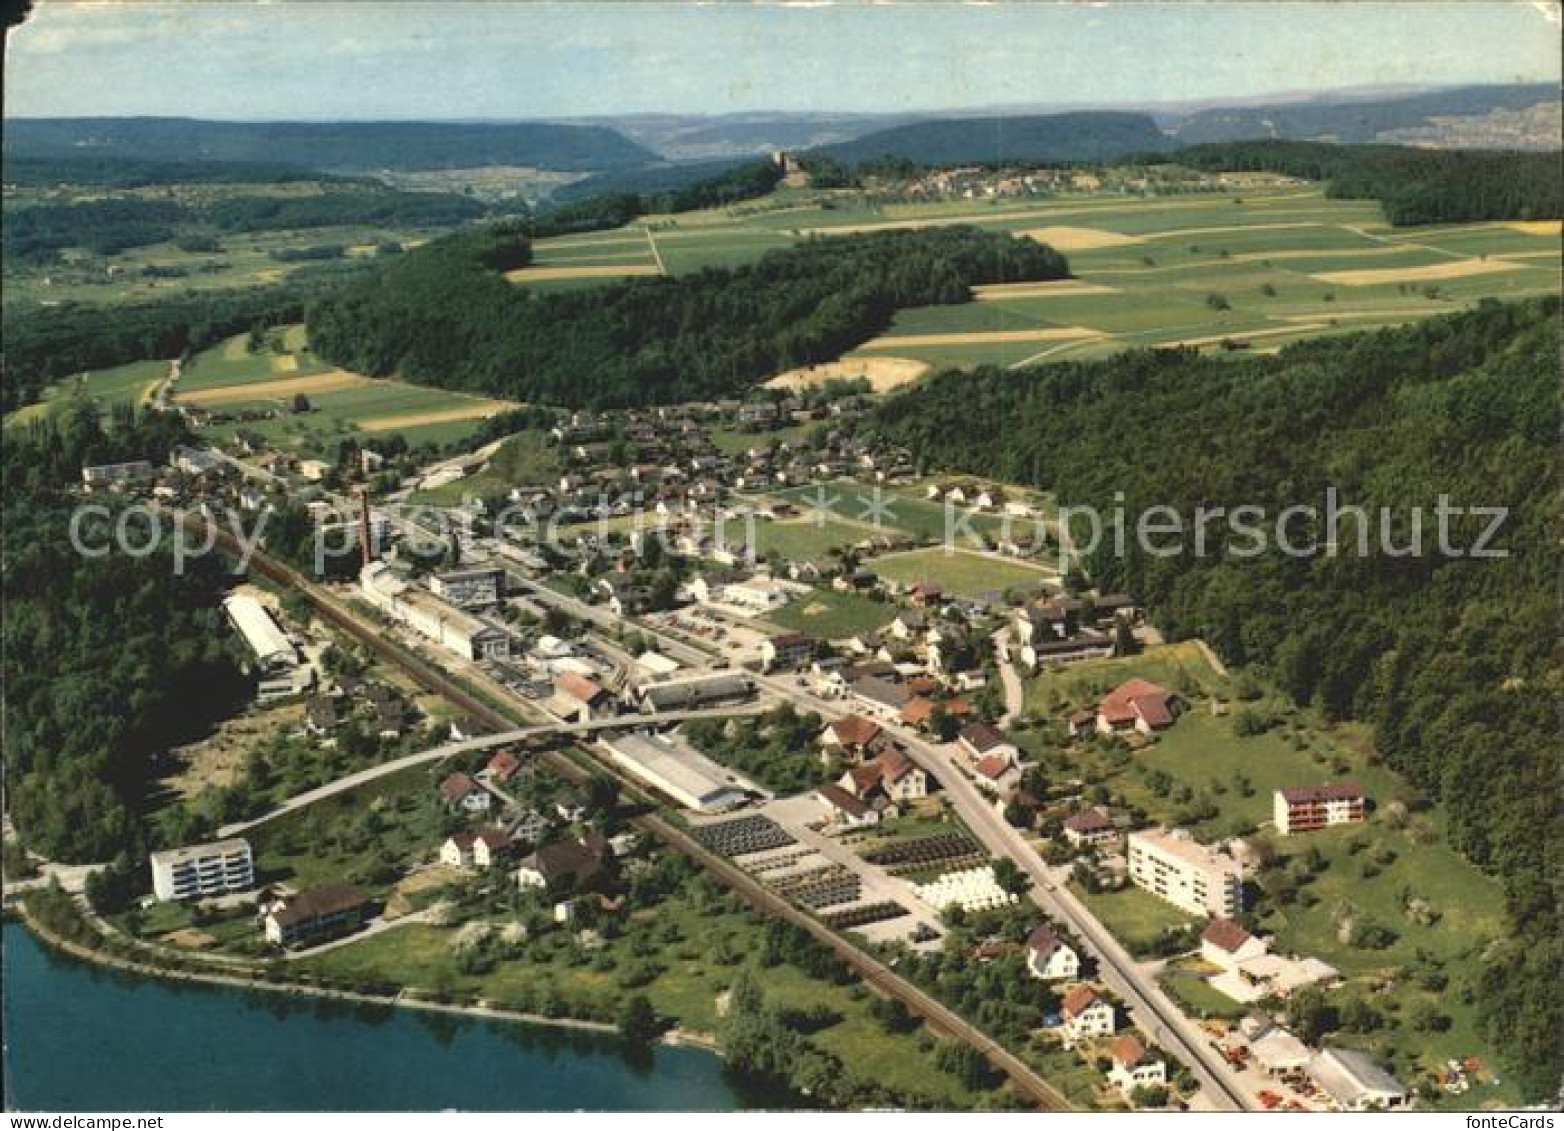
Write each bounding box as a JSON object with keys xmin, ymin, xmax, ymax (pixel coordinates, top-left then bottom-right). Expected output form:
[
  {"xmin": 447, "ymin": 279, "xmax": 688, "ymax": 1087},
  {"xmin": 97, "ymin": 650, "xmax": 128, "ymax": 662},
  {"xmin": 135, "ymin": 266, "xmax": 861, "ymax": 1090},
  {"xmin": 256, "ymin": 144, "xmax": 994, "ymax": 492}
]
[{"xmin": 3, "ymin": 925, "xmax": 778, "ymax": 1111}]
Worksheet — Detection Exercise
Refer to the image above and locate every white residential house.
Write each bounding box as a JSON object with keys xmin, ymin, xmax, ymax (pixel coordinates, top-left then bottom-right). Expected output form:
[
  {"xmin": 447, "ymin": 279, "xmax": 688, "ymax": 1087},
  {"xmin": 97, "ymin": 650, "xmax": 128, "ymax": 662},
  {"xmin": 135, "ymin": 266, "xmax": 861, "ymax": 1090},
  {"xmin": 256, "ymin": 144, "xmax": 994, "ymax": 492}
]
[
  {"xmin": 1108, "ymin": 1035, "xmax": 1167, "ymax": 1099},
  {"xmin": 1127, "ymin": 827, "xmax": 1245, "ymax": 918},
  {"xmin": 1060, "ymin": 985, "xmax": 1116, "ymax": 1045},
  {"xmin": 1025, "ymin": 925, "xmax": 1080, "ymax": 981}
]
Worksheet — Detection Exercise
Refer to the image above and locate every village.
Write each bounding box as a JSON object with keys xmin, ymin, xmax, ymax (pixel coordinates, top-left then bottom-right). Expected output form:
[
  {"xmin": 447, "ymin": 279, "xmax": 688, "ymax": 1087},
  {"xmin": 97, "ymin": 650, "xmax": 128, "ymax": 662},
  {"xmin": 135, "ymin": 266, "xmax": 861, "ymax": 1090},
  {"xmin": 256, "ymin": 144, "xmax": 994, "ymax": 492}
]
[{"xmin": 71, "ymin": 387, "xmax": 1499, "ymax": 1112}]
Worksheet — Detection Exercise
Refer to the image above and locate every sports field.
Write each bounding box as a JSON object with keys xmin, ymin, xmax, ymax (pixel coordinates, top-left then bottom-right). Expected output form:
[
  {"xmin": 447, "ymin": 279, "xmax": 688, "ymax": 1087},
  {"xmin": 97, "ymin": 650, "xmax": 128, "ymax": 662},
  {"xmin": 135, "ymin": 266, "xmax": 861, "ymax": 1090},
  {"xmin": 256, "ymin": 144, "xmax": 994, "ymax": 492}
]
[
  {"xmin": 867, "ymin": 546, "xmax": 1057, "ymax": 601},
  {"xmin": 174, "ymin": 327, "xmax": 516, "ymax": 456},
  {"xmin": 523, "ymin": 182, "xmax": 1561, "ymax": 373}
]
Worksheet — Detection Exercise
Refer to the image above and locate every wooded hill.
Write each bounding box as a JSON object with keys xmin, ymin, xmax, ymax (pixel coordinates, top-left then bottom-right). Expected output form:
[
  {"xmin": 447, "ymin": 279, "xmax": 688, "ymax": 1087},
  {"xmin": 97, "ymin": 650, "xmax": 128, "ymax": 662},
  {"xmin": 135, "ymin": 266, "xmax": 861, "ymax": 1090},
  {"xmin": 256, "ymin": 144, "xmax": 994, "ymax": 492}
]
[
  {"xmin": 3, "ymin": 117, "xmax": 658, "ymax": 173},
  {"xmin": 871, "ymin": 298, "xmax": 1560, "ymax": 1099},
  {"xmin": 306, "ymin": 225, "xmax": 1069, "ymax": 406},
  {"xmin": 816, "ymin": 111, "xmax": 1173, "ymax": 166},
  {"xmin": 1149, "ymin": 140, "xmax": 1562, "ymax": 225}
]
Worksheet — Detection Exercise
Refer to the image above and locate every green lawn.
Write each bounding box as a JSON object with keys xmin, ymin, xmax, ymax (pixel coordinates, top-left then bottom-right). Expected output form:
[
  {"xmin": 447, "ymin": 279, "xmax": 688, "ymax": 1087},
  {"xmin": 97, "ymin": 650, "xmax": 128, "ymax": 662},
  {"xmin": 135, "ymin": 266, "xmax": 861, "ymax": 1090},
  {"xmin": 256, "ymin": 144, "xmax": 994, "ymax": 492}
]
[
  {"xmin": 1070, "ymin": 884, "xmax": 1196, "ymax": 956},
  {"xmin": 1158, "ymin": 966, "xmax": 1245, "ymax": 1021},
  {"xmin": 1021, "ymin": 640, "xmax": 1222, "ymax": 716},
  {"xmin": 300, "ymin": 877, "xmax": 991, "ymax": 1109},
  {"xmin": 5, "ymin": 358, "xmax": 170, "ymax": 430},
  {"xmin": 868, "ymin": 547, "xmax": 1055, "ymax": 601},
  {"xmin": 408, "ymin": 430, "xmax": 560, "ymax": 505},
  {"xmin": 752, "ymin": 518, "xmax": 871, "ymax": 562},
  {"xmin": 767, "ymin": 587, "xmax": 896, "ymax": 639}
]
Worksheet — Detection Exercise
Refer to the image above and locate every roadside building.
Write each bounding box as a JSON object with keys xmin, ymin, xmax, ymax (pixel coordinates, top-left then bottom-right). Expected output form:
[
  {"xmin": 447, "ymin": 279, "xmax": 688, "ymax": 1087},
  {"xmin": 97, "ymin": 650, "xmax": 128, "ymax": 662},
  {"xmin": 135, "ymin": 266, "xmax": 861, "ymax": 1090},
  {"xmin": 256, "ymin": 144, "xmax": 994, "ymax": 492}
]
[
  {"xmin": 1108, "ymin": 1035, "xmax": 1167, "ymax": 1098},
  {"xmin": 1062, "ymin": 808, "xmax": 1118, "ymax": 849},
  {"xmin": 149, "ymin": 838, "xmax": 255, "ymax": 902},
  {"xmin": 1127, "ymin": 827, "xmax": 1245, "ymax": 917},
  {"xmin": 600, "ymin": 731, "xmax": 750, "ymax": 813},
  {"xmin": 634, "ymin": 672, "xmax": 751, "ymax": 713},
  {"xmin": 1308, "ymin": 1048, "xmax": 1410, "ymax": 1111},
  {"xmin": 429, "ymin": 567, "xmax": 504, "ymax": 609},
  {"xmin": 1060, "ymin": 985, "xmax": 1117, "ymax": 1045},
  {"xmin": 439, "ymin": 772, "xmax": 493, "ymax": 815}
]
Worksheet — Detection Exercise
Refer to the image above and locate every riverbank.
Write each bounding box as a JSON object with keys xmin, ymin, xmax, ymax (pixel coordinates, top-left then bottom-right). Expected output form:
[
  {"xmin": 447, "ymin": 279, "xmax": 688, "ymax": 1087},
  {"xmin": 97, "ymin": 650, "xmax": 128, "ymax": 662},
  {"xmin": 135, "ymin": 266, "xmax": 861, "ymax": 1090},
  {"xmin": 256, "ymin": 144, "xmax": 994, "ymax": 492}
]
[
  {"xmin": 4, "ymin": 923, "xmax": 760, "ymax": 1112},
  {"xmin": 11, "ymin": 899, "xmax": 719, "ymax": 1052}
]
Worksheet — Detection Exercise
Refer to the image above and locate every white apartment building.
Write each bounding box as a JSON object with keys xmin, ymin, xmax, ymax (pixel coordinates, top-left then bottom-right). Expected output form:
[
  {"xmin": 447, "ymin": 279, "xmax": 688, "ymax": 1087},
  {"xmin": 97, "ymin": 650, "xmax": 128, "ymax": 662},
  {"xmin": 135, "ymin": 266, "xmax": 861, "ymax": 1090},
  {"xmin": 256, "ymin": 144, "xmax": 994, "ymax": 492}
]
[
  {"xmin": 150, "ymin": 838, "xmax": 255, "ymax": 902},
  {"xmin": 1127, "ymin": 827, "xmax": 1245, "ymax": 917}
]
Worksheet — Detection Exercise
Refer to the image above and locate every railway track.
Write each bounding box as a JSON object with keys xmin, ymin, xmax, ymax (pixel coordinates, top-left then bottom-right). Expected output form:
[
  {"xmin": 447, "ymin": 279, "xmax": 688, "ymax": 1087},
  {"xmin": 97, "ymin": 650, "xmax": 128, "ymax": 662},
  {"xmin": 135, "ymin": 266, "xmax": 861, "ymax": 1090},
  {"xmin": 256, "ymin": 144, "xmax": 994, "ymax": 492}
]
[{"xmin": 213, "ymin": 530, "xmax": 1073, "ymax": 1111}]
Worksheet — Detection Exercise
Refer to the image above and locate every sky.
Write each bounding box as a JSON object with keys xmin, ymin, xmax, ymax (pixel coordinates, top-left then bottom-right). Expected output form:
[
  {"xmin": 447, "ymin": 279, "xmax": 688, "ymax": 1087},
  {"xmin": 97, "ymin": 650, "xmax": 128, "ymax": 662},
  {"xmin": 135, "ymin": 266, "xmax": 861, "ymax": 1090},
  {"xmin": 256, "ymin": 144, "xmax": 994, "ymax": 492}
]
[{"xmin": 4, "ymin": 1, "xmax": 1560, "ymax": 120}]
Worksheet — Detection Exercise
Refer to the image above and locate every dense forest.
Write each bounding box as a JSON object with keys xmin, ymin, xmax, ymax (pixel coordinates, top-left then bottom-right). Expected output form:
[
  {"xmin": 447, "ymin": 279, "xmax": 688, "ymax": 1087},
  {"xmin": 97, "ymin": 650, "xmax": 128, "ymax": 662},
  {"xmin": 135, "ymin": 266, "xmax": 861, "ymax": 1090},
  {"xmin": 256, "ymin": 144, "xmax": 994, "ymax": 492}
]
[
  {"xmin": 871, "ymin": 298, "xmax": 1560, "ymax": 1099},
  {"xmin": 1153, "ymin": 140, "xmax": 1563, "ymax": 225},
  {"xmin": 308, "ymin": 225, "xmax": 1067, "ymax": 406},
  {"xmin": 3, "ymin": 198, "xmax": 185, "ymax": 261},
  {"xmin": 2, "ymin": 406, "xmax": 250, "ymax": 863},
  {"xmin": 1, "ymin": 155, "xmax": 357, "ymax": 187}
]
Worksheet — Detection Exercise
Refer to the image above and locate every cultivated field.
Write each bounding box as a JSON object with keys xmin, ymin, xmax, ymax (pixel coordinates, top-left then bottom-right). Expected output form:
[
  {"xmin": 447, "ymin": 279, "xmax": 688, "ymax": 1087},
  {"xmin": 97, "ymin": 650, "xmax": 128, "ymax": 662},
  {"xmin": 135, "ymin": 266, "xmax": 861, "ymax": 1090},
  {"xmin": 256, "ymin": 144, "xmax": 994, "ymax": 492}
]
[
  {"xmin": 3, "ymin": 358, "xmax": 170, "ymax": 430},
  {"xmin": 175, "ymin": 327, "xmax": 516, "ymax": 455},
  {"xmin": 524, "ymin": 181, "xmax": 1561, "ymax": 372}
]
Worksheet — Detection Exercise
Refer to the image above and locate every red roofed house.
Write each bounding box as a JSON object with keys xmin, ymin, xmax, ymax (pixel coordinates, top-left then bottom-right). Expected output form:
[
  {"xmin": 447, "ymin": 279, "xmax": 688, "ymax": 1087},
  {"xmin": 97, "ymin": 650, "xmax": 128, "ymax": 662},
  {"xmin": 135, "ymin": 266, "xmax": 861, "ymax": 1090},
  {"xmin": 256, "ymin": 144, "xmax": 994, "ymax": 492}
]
[
  {"xmin": 1273, "ymin": 783, "xmax": 1367, "ymax": 834},
  {"xmin": 957, "ymin": 722, "xmax": 1019, "ymax": 765},
  {"xmin": 439, "ymin": 772, "xmax": 493, "ymax": 814},
  {"xmin": 1026, "ymin": 925, "xmax": 1080, "ymax": 981},
  {"xmin": 815, "ymin": 782, "xmax": 882, "ymax": 829},
  {"xmin": 1062, "ymin": 808, "xmax": 1118, "ymax": 849},
  {"xmin": 900, "ymin": 695, "xmax": 971, "ymax": 730},
  {"xmin": 1060, "ymin": 984, "xmax": 1117, "ymax": 1044},
  {"xmin": 553, "ymin": 671, "xmax": 613, "ymax": 723},
  {"xmin": 1108, "ymin": 1034, "xmax": 1167, "ymax": 1097},
  {"xmin": 441, "ymin": 828, "xmax": 515, "ymax": 869},
  {"xmin": 838, "ymin": 746, "xmax": 927, "ymax": 803},
  {"xmin": 1096, "ymin": 679, "xmax": 1181, "ymax": 736},
  {"xmin": 1200, "ymin": 917, "xmax": 1269, "ymax": 971},
  {"xmin": 486, "ymin": 749, "xmax": 522, "ymax": 782},
  {"xmin": 819, "ymin": 714, "xmax": 884, "ymax": 760}
]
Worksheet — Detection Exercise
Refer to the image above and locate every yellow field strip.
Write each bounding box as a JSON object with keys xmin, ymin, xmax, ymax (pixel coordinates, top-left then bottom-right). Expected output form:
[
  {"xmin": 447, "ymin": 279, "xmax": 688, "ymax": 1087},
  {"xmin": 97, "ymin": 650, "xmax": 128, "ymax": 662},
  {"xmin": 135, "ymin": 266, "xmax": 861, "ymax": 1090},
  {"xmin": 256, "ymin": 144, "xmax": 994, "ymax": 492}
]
[
  {"xmin": 767, "ymin": 357, "xmax": 931, "ymax": 392},
  {"xmin": 175, "ymin": 371, "xmax": 372, "ymax": 405},
  {"xmin": 1310, "ymin": 260, "xmax": 1524, "ymax": 287},
  {"xmin": 1140, "ymin": 220, "xmax": 1324, "ymax": 241},
  {"xmin": 973, "ymin": 280, "xmax": 1121, "ymax": 299},
  {"xmin": 358, "ymin": 403, "xmax": 514, "ymax": 432},
  {"xmin": 1158, "ymin": 324, "xmax": 1328, "ymax": 348},
  {"xmin": 504, "ymin": 264, "xmax": 663, "ymax": 282},
  {"xmin": 859, "ymin": 326, "xmax": 1103, "ymax": 349}
]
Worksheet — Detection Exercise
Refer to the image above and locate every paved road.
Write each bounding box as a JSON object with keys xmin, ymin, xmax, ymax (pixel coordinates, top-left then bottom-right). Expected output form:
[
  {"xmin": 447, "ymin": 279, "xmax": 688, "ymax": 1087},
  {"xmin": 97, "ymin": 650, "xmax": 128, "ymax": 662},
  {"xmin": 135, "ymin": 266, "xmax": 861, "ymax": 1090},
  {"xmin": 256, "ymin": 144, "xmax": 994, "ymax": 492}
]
[
  {"xmin": 218, "ymin": 702, "xmax": 772, "ymax": 839},
  {"xmin": 481, "ymin": 547, "xmax": 1254, "ymax": 1108},
  {"xmin": 740, "ymin": 665, "xmax": 1256, "ymax": 1112},
  {"xmin": 991, "ymin": 628, "xmax": 1026, "ymax": 726}
]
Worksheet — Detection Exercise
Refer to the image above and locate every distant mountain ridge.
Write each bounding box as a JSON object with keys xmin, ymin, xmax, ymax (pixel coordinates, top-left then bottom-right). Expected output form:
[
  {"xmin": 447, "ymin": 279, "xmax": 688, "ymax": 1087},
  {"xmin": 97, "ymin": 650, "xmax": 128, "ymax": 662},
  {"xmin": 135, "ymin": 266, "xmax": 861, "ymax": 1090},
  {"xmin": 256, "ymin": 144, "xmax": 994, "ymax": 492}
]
[
  {"xmin": 1, "ymin": 117, "xmax": 657, "ymax": 173},
  {"xmin": 1170, "ymin": 82, "xmax": 1559, "ymax": 146},
  {"xmin": 815, "ymin": 111, "xmax": 1172, "ymax": 166}
]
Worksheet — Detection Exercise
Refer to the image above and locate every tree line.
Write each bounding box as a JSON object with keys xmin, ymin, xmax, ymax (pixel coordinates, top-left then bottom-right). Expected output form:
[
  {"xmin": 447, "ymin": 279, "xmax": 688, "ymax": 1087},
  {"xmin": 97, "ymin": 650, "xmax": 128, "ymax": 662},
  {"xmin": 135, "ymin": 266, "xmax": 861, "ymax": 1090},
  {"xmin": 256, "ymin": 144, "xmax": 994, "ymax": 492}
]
[
  {"xmin": 870, "ymin": 297, "xmax": 1560, "ymax": 1100},
  {"xmin": 306, "ymin": 225, "xmax": 1069, "ymax": 407},
  {"xmin": 1, "ymin": 277, "xmax": 359, "ymax": 413},
  {"xmin": 1150, "ymin": 140, "xmax": 1562, "ymax": 225}
]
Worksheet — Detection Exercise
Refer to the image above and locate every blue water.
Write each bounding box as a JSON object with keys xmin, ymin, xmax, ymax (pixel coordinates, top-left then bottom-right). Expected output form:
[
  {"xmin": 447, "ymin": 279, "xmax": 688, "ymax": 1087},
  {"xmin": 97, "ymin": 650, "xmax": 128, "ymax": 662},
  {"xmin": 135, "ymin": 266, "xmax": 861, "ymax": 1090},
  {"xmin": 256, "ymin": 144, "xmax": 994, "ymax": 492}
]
[{"xmin": 3, "ymin": 925, "xmax": 771, "ymax": 1111}]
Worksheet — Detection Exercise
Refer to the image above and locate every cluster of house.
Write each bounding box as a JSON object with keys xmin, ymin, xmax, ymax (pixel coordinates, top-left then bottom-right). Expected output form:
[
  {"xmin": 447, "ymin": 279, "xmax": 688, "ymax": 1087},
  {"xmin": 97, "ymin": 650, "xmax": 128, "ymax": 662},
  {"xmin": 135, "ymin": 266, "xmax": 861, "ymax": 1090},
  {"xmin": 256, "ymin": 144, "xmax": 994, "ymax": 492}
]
[
  {"xmin": 305, "ymin": 674, "xmax": 413, "ymax": 742},
  {"xmin": 1018, "ymin": 924, "xmax": 1170, "ymax": 1102},
  {"xmin": 1012, "ymin": 593, "xmax": 1139, "ymax": 670},
  {"xmin": 432, "ymin": 750, "xmax": 635, "ymax": 919},
  {"xmin": 813, "ymin": 713, "xmax": 929, "ymax": 828}
]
